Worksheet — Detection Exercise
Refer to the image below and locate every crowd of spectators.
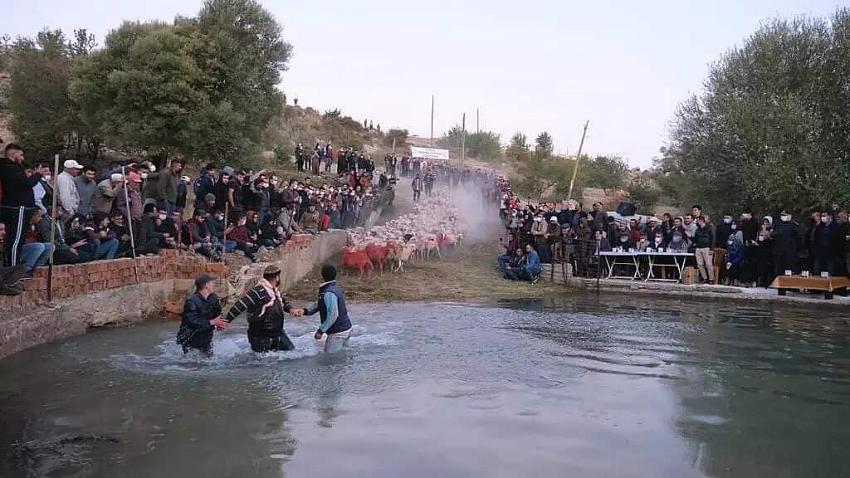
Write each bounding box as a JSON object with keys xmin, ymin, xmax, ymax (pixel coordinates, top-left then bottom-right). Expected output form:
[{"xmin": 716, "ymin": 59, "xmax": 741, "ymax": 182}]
[
  {"xmin": 0, "ymin": 142, "xmax": 394, "ymax": 283},
  {"xmin": 496, "ymin": 179, "xmax": 850, "ymax": 288}
]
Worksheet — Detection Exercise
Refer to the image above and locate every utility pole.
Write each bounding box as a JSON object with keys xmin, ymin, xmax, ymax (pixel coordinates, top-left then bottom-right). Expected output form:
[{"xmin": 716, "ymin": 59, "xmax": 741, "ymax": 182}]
[
  {"xmin": 476, "ymin": 108, "xmax": 480, "ymax": 133},
  {"xmin": 567, "ymin": 121, "xmax": 590, "ymax": 201},
  {"xmin": 430, "ymin": 95, "xmax": 435, "ymax": 147},
  {"xmin": 461, "ymin": 113, "xmax": 466, "ymax": 166}
]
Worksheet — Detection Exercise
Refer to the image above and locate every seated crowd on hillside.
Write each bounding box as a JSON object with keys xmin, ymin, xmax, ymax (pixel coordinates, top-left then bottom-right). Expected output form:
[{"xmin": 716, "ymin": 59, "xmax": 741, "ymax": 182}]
[
  {"xmin": 0, "ymin": 143, "xmax": 391, "ymax": 275},
  {"xmin": 496, "ymin": 179, "xmax": 850, "ymax": 287}
]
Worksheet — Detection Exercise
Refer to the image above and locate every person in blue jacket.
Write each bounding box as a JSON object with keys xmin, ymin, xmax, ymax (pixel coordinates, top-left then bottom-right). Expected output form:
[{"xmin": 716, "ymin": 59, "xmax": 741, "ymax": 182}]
[
  {"xmin": 176, "ymin": 274, "xmax": 229, "ymax": 356},
  {"xmin": 724, "ymin": 231, "xmax": 746, "ymax": 285},
  {"xmin": 304, "ymin": 264, "xmax": 353, "ymax": 353},
  {"xmin": 522, "ymin": 243, "xmax": 542, "ymax": 282}
]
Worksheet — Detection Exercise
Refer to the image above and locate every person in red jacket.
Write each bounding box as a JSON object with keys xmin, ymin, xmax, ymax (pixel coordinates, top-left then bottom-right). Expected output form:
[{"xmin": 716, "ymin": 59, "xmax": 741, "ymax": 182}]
[{"xmin": 226, "ymin": 214, "xmax": 260, "ymax": 262}]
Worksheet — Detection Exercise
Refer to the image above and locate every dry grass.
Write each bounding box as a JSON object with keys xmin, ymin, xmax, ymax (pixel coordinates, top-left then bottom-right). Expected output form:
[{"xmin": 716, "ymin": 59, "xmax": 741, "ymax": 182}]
[{"xmin": 285, "ymin": 242, "xmax": 563, "ymax": 303}]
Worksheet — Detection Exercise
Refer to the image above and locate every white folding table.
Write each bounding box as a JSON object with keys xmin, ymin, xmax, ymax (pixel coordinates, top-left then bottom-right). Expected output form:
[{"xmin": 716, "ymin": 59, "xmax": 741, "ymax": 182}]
[
  {"xmin": 599, "ymin": 251, "xmax": 642, "ymax": 280},
  {"xmin": 644, "ymin": 252, "xmax": 693, "ymax": 283}
]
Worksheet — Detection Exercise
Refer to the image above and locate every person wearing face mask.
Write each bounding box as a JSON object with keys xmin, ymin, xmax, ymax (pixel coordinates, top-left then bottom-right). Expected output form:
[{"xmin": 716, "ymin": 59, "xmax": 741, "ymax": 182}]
[
  {"xmin": 205, "ymin": 209, "xmax": 236, "ymax": 254},
  {"xmin": 192, "ymin": 165, "xmax": 217, "ymax": 211},
  {"xmin": 724, "ymin": 231, "xmax": 746, "ymax": 285},
  {"xmin": 648, "ymin": 232, "xmax": 667, "ymax": 252},
  {"xmin": 226, "ymin": 214, "xmax": 260, "ymax": 262},
  {"xmin": 530, "ymin": 213, "xmax": 549, "ymax": 261},
  {"xmin": 752, "ymin": 222, "xmax": 775, "ymax": 287},
  {"xmin": 56, "ymin": 159, "xmax": 83, "ymax": 219},
  {"xmin": 253, "ymin": 178, "xmax": 272, "ymax": 222},
  {"xmin": 666, "ymin": 228, "xmax": 688, "ymax": 253},
  {"xmin": 715, "ymin": 214, "xmax": 735, "ymax": 248},
  {"xmin": 813, "ymin": 211, "xmax": 839, "ymax": 276},
  {"xmin": 739, "ymin": 211, "xmax": 758, "ymax": 244},
  {"xmin": 614, "ymin": 229, "xmax": 633, "ymax": 251},
  {"xmin": 772, "ymin": 210, "xmax": 802, "ymax": 277},
  {"xmin": 31, "ymin": 164, "xmax": 54, "ymax": 215},
  {"xmin": 155, "ymin": 209, "xmax": 179, "ymax": 249}
]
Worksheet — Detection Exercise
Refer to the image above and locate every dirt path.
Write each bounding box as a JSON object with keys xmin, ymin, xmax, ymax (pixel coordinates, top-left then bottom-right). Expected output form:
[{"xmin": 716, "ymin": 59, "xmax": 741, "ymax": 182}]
[
  {"xmin": 286, "ymin": 183, "xmax": 562, "ymax": 303},
  {"xmin": 286, "ymin": 241, "xmax": 562, "ymax": 303}
]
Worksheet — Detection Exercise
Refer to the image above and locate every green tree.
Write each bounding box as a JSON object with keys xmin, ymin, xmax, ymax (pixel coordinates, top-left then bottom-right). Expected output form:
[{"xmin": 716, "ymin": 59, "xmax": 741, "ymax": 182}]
[
  {"xmin": 71, "ymin": 0, "xmax": 292, "ymax": 164},
  {"xmin": 627, "ymin": 175, "xmax": 662, "ymax": 212},
  {"xmin": 9, "ymin": 30, "xmax": 71, "ymax": 160},
  {"xmin": 507, "ymin": 132, "xmax": 530, "ymax": 160},
  {"xmin": 438, "ymin": 126, "xmax": 501, "ymax": 159},
  {"xmin": 437, "ymin": 125, "xmax": 465, "ymax": 150},
  {"xmin": 583, "ymin": 155, "xmax": 629, "ymax": 191},
  {"xmin": 663, "ymin": 10, "xmax": 850, "ymax": 215},
  {"xmin": 7, "ymin": 29, "xmax": 97, "ymax": 160},
  {"xmin": 384, "ymin": 128, "xmax": 409, "ymax": 148},
  {"xmin": 535, "ymin": 131, "xmax": 553, "ymax": 158},
  {"xmin": 466, "ymin": 131, "xmax": 502, "ymax": 159},
  {"xmin": 190, "ymin": 0, "xmax": 292, "ymax": 162},
  {"xmin": 72, "ymin": 22, "xmax": 204, "ymax": 160}
]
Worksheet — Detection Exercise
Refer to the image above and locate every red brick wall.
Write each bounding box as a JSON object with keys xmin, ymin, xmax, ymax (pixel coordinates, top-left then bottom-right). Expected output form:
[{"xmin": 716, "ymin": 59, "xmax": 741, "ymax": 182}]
[{"xmin": 0, "ymin": 251, "xmax": 225, "ymax": 311}]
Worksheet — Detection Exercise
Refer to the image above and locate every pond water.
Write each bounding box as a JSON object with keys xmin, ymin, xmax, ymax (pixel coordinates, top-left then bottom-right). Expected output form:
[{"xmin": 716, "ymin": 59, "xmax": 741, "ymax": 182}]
[{"xmin": 1, "ymin": 296, "xmax": 849, "ymax": 478}]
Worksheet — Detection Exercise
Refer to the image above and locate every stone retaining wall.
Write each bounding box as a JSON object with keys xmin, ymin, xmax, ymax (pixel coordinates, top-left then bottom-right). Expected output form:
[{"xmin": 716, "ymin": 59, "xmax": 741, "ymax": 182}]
[
  {"xmin": 226, "ymin": 230, "xmax": 347, "ymax": 298},
  {"xmin": 0, "ymin": 251, "xmax": 225, "ymax": 311}
]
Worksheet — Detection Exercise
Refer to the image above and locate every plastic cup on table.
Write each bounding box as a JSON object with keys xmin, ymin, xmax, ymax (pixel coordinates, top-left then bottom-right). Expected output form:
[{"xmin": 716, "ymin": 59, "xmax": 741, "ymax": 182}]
[{"xmin": 784, "ymin": 270, "xmax": 792, "ymax": 276}]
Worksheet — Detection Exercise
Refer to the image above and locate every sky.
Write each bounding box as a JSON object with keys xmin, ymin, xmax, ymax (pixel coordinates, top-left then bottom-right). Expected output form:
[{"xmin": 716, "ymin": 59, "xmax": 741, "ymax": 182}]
[{"xmin": 3, "ymin": 0, "xmax": 846, "ymax": 168}]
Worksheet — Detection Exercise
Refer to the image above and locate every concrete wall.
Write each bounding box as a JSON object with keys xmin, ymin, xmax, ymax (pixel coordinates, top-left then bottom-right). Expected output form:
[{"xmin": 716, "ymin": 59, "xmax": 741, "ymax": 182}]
[
  {"xmin": 0, "ymin": 253, "xmax": 226, "ymax": 311},
  {"xmin": 0, "ymin": 230, "xmax": 348, "ymax": 359},
  {"xmin": 227, "ymin": 230, "xmax": 347, "ymax": 297},
  {"xmin": 0, "ymin": 280, "xmax": 175, "ymax": 359}
]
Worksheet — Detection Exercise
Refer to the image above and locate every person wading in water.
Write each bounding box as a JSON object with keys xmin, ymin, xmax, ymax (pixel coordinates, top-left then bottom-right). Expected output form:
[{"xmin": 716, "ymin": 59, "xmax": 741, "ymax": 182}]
[
  {"xmin": 176, "ymin": 274, "xmax": 229, "ymax": 357},
  {"xmin": 224, "ymin": 264, "xmax": 304, "ymax": 352},
  {"xmin": 304, "ymin": 264, "xmax": 353, "ymax": 353}
]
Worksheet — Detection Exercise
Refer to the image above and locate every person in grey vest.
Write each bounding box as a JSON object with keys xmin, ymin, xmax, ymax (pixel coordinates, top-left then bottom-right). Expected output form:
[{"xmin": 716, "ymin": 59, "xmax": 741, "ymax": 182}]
[{"xmin": 304, "ymin": 264, "xmax": 352, "ymax": 353}]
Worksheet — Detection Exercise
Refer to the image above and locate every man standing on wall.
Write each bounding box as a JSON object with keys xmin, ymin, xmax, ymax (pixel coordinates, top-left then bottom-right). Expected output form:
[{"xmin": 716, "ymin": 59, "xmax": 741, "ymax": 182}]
[
  {"xmin": 156, "ymin": 159, "xmax": 182, "ymax": 217},
  {"xmin": 693, "ymin": 216, "xmax": 715, "ymax": 284},
  {"xmin": 56, "ymin": 159, "xmax": 83, "ymax": 220},
  {"xmin": 0, "ymin": 144, "xmax": 42, "ymax": 267}
]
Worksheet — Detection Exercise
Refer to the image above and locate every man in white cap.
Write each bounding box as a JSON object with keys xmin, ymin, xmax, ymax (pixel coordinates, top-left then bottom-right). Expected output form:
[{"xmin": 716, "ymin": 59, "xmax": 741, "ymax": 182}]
[
  {"xmin": 94, "ymin": 173, "xmax": 124, "ymax": 220},
  {"xmin": 57, "ymin": 159, "xmax": 83, "ymax": 219}
]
